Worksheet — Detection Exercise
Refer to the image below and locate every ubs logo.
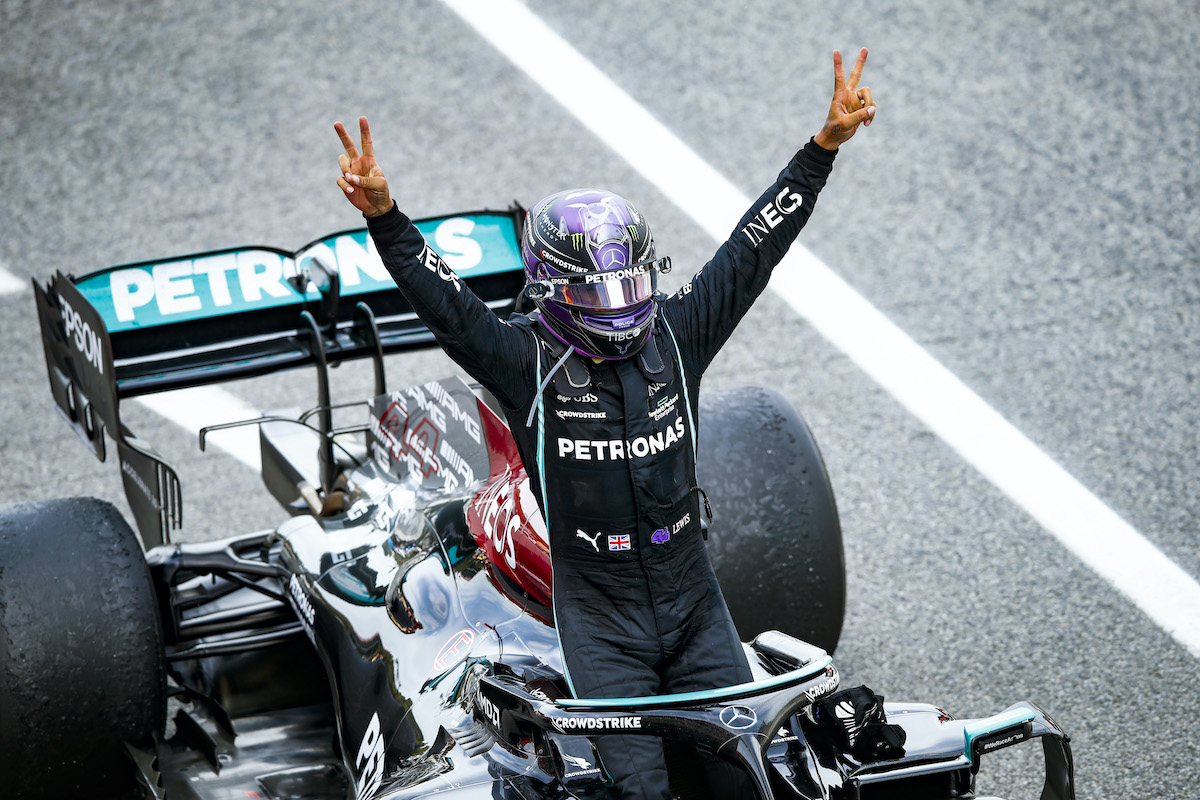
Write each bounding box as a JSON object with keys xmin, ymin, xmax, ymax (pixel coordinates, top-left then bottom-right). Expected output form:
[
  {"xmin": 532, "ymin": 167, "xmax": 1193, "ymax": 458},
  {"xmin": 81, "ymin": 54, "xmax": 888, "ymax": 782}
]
[{"xmin": 719, "ymin": 705, "xmax": 758, "ymax": 730}]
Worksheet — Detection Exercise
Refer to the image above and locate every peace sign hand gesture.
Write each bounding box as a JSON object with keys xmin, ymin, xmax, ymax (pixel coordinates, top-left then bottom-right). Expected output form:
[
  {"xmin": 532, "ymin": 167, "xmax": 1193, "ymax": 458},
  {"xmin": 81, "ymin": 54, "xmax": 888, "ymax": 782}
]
[
  {"xmin": 335, "ymin": 116, "xmax": 393, "ymax": 218},
  {"xmin": 814, "ymin": 48, "xmax": 876, "ymax": 151}
]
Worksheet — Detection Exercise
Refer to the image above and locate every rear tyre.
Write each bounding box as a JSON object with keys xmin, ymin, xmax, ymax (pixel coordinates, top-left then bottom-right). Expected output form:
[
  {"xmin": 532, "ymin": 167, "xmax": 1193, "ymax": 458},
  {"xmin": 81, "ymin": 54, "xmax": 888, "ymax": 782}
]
[
  {"xmin": 0, "ymin": 497, "xmax": 166, "ymax": 798},
  {"xmin": 698, "ymin": 387, "xmax": 846, "ymax": 652}
]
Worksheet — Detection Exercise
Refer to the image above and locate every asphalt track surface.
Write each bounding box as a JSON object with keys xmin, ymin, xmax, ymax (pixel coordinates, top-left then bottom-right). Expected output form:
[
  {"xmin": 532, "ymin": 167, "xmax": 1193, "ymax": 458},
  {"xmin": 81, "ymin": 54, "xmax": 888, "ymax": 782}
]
[{"xmin": 1, "ymin": 1, "xmax": 1198, "ymax": 797}]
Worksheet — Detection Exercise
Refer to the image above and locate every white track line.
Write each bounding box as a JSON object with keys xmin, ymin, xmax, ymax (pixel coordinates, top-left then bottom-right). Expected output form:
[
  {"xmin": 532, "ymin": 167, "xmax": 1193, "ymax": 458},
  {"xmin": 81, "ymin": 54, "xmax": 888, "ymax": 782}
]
[
  {"xmin": 442, "ymin": 0, "xmax": 1200, "ymax": 657},
  {"xmin": 136, "ymin": 387, "xmax": 262, "ymax": 472},
  {"xmin": 0, "ymin": 262, "xmax": 26, "ymax": 295}
]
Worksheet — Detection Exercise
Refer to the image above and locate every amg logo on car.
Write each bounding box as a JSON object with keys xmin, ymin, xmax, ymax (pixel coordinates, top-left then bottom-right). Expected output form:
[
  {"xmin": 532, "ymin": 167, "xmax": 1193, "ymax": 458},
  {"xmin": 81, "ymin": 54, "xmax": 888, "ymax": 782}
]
[
  {"xmin": 59, "ymin": 292, "xmax": 104, "ymax": 375},
  {"xmin": 552, "ymin": 716, "xmax": 643, "ymax": 733}
]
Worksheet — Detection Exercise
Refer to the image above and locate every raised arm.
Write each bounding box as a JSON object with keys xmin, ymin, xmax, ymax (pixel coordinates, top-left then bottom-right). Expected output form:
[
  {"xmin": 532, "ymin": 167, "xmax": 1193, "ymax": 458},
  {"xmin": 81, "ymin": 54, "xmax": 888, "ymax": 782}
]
[
  {"xmin": 333, "ymin": 117, "xmax": 537, "ymax": 410},
  {"xmin": 665, "ymin": 48, "xmax": 876, "ymax": 373}
]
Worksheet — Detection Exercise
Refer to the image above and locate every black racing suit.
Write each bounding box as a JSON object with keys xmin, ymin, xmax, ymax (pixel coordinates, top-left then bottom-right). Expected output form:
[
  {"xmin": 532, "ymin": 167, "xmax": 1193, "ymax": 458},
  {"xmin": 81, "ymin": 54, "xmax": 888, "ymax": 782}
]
[{"xmin": 367, "ymin": 139, "xmax": 836, "ymax": 800}]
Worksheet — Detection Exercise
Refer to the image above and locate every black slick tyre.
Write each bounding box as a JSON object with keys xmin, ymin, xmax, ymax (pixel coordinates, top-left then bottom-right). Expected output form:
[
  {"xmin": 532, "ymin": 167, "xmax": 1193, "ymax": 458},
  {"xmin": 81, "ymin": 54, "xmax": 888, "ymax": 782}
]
[
  {"xmin": 0, "ymin": 497, "xmax": 166, "ymax": 798},
  {"xmin": 698, "ymin": 387, "xmax": 846, "ymax": 652}
]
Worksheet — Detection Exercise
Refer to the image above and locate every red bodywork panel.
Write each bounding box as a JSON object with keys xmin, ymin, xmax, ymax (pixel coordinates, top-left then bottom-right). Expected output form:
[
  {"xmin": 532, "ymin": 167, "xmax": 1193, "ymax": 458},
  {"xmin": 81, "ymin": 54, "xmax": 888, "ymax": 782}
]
[{"xmin": 466, "ymin": 398, "xmax": 552, "ymax": 608}]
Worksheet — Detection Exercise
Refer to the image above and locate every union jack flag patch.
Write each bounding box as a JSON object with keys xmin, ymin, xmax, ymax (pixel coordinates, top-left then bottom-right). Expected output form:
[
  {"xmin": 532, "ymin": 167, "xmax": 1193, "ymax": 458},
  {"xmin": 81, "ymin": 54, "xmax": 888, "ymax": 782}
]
[{"xmin": 607, "ymin": 535, "xmax": 631, "ymax": 551}]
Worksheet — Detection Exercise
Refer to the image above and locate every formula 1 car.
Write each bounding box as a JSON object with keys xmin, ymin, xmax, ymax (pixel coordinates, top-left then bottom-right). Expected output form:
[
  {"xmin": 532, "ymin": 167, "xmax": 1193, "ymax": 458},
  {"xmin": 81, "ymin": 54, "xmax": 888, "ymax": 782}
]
[{"xmin": 2, "ymin": 208, "xmax": 1076, "ymax": 799}]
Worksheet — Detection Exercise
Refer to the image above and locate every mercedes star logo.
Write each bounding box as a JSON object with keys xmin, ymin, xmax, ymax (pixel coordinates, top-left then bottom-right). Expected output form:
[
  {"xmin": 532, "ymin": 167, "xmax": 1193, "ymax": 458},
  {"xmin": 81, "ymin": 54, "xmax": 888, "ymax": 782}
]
[{"xmin": 719, "ymin": 705, "xmax": 758, "ymax": 730}]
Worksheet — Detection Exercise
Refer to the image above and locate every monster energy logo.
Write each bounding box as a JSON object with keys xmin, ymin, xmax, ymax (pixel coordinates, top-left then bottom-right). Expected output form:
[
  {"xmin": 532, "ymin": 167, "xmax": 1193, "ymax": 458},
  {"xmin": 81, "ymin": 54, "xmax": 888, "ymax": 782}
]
[{"xmin": 568, "ymin": 226, "xmax": 638, "ymax": 248}]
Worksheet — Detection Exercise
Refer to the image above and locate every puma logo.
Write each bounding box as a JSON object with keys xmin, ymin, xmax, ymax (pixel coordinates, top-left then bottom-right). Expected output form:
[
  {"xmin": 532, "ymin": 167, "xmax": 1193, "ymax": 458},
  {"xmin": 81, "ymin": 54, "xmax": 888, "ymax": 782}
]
[{"xmin": 576, "ymin": 529, "xmax": 601, "ymax": 552}]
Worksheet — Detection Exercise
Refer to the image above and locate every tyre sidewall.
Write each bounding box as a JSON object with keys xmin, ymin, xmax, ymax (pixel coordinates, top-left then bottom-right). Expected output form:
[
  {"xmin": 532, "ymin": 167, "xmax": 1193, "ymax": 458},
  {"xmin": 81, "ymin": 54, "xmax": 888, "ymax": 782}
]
[{"xmin": 0, "ymin": 497, "xmax": 165, "ymax": 797}]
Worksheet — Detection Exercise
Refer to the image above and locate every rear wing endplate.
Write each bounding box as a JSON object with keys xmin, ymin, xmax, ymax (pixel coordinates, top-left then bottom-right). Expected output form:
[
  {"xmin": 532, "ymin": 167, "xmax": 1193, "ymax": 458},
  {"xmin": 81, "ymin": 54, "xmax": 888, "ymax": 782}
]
[{"xmin": 33, "ymin": 208, "xmax": 526, "ymax": 547}]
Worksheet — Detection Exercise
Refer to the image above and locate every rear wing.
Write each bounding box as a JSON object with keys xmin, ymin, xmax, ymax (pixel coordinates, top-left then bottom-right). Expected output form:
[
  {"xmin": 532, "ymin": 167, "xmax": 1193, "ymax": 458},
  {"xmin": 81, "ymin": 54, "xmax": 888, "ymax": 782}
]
[{"xmin": 34, "ymin": 208, "xmax": 526, "ymax": 547}]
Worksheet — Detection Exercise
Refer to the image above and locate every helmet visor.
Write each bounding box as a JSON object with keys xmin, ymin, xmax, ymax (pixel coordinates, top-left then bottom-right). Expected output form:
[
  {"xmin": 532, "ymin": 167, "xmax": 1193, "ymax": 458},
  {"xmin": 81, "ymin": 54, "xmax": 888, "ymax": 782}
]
[{"xmin": 541, "ymin": 257, "xmax": 668, "ymax": 310}]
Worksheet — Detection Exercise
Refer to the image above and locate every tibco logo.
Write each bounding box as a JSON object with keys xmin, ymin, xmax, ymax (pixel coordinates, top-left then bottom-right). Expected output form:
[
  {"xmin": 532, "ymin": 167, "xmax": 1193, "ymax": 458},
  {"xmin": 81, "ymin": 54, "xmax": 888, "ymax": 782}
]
[{"xmin": 59, "ymin": 293, "xmax": 104, "ymax": 374}]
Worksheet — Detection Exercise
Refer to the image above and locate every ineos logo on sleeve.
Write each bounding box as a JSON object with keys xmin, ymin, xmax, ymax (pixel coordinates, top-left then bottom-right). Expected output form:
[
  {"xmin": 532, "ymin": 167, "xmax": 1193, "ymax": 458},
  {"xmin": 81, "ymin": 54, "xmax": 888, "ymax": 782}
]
[
  {"xmin": 719, "ymin": 705, "xmax": 758, "ymax": 730},
  {"xmin": 740, "ymin": 187, "xmax": 806, "ymax": 247},
  {"xmin": 417, "ymin": 244, "xmax": 462, "ymax": 291}
]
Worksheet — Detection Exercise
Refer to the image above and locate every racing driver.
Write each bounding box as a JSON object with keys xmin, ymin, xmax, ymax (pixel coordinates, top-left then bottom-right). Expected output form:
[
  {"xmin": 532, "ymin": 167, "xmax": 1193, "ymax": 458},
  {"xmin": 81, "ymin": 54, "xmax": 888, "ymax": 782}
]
[{"xmin": 335, "ymin": 48, "xmax": 875, "ymax": 800}]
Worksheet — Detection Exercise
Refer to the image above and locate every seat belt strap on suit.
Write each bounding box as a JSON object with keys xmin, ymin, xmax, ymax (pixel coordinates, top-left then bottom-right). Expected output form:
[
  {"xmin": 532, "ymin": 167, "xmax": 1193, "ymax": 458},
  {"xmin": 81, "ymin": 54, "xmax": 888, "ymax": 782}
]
[
  {"xmin": 527, "ymin": 331, "xmax": 582, "ymax": 697},
  {"xmin": 659, "ymin": 317, "xmax": 696, "ymax": 455},
  {"xmin": 660, "ymin": 316, "xmax": 712, "ymax": 528},
  {"xmin": 526, "ymin": 346, "xmax": 574, "ymax": 429}
]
